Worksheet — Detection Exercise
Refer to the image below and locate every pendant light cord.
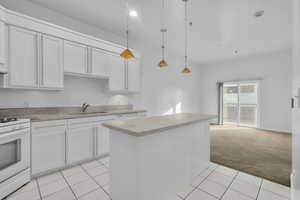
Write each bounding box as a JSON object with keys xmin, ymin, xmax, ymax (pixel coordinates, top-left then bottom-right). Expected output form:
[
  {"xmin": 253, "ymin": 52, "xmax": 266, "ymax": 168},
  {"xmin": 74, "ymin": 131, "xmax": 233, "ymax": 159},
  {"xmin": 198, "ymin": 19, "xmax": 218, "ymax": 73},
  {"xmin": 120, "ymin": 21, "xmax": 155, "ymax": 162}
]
[
  {"xmin": 184, "ymin": 0, "xmax": 188, "ymax": 68},
  {"xmin": 125, "ymin": 1, "xmax": 129, "ymax": 48},
  {"xmin": 161, "ymin": 0, "xmax": 166, "ymax": 60}
]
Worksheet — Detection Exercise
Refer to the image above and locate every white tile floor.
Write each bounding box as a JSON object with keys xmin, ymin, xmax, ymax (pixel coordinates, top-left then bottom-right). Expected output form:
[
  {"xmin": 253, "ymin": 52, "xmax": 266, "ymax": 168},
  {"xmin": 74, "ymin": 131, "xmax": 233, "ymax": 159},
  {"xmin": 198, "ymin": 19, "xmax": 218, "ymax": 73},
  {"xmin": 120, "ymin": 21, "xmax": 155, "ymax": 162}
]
[{"xmin": 4, "ymin": 157, "xmax": 291, "ymax": 200}]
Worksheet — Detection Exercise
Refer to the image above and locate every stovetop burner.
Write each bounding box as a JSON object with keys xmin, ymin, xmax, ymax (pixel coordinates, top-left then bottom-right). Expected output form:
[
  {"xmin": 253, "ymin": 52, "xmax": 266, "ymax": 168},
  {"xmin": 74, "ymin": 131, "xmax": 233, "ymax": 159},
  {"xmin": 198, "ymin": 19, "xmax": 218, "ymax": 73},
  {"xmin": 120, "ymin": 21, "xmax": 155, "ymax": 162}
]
[{"xmin": 0, "ymin": 117, "xmax": 18, "ymax": 123}]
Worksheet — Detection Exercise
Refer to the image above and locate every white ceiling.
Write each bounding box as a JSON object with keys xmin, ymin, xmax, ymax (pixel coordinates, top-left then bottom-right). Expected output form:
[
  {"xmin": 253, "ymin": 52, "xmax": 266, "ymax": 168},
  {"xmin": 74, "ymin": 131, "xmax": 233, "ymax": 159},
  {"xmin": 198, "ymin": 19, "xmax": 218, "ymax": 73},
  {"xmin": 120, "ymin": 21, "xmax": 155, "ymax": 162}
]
[{"xmin": 27, "ymin": 0, "xmax": 292, "ymax": 64}]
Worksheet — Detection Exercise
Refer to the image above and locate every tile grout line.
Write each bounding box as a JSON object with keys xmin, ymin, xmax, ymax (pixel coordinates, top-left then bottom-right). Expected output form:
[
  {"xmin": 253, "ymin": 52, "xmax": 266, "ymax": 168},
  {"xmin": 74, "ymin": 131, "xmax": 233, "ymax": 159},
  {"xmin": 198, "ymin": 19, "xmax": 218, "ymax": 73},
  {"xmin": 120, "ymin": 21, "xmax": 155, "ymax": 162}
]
[
  {"xmin": 259, "ymin": 184, "xmax": 291, "ymax": 200},
  {"xmin": 193, "ymin": 166, "xmax": 219, "ymax": 189},
  {"xmin": 183, "ymin": 165, "xmax": 219, "ymax": 200},
  {"xmin": 60, "ymin": 171, "xmax": 79, "ymax": 200},
  {"xmin": 255, "ymin": 178, "xmax": 263, "ymax": 200},
  {"xmin": 218, "ymin": 171, "xmax": 239, "ymax": 200},
  {"xmin": 36, "ymin": 179, "xmax": 44, "ymax": 200},
  {"xmin": 80, "ymin": 164, "xmax": 111, "ymax": 199}
]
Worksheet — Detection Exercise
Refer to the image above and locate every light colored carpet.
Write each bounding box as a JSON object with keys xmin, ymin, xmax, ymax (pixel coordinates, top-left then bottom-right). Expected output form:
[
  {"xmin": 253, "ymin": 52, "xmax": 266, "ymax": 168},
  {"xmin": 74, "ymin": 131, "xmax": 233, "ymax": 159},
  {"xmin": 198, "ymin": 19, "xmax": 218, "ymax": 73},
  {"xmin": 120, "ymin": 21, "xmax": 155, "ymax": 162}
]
[{"xmin": 211, "ymin": 125, "xmax": 292, "ymax": 186}]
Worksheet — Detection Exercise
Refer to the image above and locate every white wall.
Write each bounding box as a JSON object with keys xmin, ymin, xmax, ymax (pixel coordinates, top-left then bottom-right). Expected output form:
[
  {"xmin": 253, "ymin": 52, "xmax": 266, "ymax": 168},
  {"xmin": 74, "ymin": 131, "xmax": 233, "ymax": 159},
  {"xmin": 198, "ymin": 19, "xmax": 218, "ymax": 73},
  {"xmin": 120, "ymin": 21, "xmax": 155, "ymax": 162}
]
[
  {"xmin": 0, "ymin": 76, "xmax": 135, "ymax": 107},
  {"xmin": 0, "ymin": 0, "xmax": 203, "ymax": 115},
  {"xmin": 138, "ymin": 45, "xmax": 202, "ymax": 116},
  {"xmin": 199, "ymin": 50, "xmax": 292, "ymax": 133}
]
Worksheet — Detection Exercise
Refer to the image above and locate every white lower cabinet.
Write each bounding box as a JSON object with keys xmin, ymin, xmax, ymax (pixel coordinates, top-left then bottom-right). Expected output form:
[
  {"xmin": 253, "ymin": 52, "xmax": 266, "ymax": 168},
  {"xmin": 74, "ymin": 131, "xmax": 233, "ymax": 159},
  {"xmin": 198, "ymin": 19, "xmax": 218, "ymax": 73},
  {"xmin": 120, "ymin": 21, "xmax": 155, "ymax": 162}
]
[
  {"xmin": 31, "ymin": 114, "xmax": 145, "ymax": 176},
  {"xmin": 31, "ymin": 120, "xmax": 66, "ymax": 176},
  {"xmin": 96, "ymin": 125, "xmax": 110, "ymax": 156},
  {"xmin": 67, "ymin": 124, "xmax": 95, "ymax": 164}
]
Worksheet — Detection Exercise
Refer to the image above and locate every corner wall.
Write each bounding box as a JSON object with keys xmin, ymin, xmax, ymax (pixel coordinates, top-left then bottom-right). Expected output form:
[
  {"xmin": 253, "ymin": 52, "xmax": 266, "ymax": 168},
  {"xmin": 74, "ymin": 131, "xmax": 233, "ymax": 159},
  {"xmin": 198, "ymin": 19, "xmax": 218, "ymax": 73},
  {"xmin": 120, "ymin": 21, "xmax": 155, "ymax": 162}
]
[{"xmin": 198, "ymin": 50, "xmax": 292, "ymax": 133}]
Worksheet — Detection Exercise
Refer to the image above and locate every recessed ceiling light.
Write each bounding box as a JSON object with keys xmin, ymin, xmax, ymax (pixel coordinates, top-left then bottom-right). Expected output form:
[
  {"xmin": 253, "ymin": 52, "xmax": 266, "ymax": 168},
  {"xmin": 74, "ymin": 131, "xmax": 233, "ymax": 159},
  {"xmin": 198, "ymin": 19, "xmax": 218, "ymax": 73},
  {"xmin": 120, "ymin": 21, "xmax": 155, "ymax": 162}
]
[{"xmin": 129, "ymin": 10, "xmax": 138, "ymax": 17}]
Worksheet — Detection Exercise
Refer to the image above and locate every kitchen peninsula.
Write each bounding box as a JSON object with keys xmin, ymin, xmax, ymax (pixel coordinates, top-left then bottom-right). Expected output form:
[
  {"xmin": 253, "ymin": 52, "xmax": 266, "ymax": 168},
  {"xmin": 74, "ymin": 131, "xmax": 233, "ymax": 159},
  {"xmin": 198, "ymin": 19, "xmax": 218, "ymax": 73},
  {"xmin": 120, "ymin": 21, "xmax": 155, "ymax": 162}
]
[{"xmin": 103, "ymin": 113, "xmax": 216, "ymax": 200}]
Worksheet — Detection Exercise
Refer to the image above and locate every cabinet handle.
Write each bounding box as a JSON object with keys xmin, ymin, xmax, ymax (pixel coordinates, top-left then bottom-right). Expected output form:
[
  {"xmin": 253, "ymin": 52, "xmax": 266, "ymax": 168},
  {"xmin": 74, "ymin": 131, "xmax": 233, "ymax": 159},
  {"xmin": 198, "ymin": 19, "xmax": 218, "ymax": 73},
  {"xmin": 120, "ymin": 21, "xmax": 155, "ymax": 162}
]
[
  {"xmin": 40, "ymin": 35, "xmax": 44, "ymax": 86},
  {"xmin": 88, "ymin": 48, "xmax": 92, "ymax": 74},
  {"xmin": 35, "ymin": 34, "xmax": 39, "ymax": 86},
  {"xmin": 94, "ymin": 127, "xmax": 98, "ymax": 156},
  {"xmin": 85, "ymin": 47, "xmax": 89, "ymax": 74}
]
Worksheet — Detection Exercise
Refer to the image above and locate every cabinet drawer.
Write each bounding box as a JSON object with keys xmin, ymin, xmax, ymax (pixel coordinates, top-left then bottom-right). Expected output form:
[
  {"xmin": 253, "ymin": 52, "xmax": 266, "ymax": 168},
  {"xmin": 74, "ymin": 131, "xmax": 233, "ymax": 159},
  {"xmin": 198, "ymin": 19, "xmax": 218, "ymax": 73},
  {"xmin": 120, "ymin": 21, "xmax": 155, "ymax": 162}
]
[
  {"xmin": 32, "ymin": 120, "xmax": 66, "ymax": 134},
  {"xmin": 68, "ymin": 116, "xmax": 117, "ymax": 126}
]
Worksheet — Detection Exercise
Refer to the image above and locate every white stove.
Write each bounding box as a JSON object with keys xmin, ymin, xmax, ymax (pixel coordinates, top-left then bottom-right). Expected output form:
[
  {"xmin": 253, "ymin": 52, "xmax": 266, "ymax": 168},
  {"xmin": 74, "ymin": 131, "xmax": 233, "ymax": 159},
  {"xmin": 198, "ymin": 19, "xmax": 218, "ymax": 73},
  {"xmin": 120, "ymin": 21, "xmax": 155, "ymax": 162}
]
[{"xmin": 0, "ymin": 118, "xmax": 31, "ymax": 199}]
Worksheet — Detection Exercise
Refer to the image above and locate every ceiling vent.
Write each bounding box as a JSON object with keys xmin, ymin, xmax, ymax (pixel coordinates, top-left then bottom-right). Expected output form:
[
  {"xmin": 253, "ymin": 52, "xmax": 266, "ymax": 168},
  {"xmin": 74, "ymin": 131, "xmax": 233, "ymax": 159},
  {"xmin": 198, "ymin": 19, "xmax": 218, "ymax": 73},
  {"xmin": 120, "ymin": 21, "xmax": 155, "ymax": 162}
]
[{"xmin": 254, "ymin": 10, "xmax": 265, "ymax": 18}]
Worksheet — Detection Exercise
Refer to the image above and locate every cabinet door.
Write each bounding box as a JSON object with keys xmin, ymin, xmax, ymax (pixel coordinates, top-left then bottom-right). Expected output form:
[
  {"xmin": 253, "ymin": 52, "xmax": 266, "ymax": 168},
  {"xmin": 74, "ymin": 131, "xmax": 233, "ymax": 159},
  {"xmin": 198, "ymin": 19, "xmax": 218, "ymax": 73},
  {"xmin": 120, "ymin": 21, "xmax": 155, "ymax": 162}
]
[
  {"xmin": 108, "ymin": 54, "xmax": 125, "ymax": 91},
  {"xmin": 64, "ymin": 41, "xmax": 88, "ymax": 74},
  {"xmin": 40, "ymin": 35, "xmax": 63, "ymax": 89},
  {"xmin": 32, "ymin": 124, "xmax": 66, "ymax": 175},
  {"xmin": 91, "ymin": 48, "xmax": 109, "ymax": 77},
  {"xmin": 0, "ymin": 21, "xmax": 5, "ymax": 66},
  {"xmin": 97, "ymin": 125, "xmax": 110, "ymax": 156},
  {"xmin": 8, "ymin": 26, "xmax": 38, "ymax": 88},
  {"xmin": 127, "ymin": 59, "xmax": 141, "ymax": 93},
  {"xmin": 67, "ymin": 125, "xmax": 95, "ymax": 164}
]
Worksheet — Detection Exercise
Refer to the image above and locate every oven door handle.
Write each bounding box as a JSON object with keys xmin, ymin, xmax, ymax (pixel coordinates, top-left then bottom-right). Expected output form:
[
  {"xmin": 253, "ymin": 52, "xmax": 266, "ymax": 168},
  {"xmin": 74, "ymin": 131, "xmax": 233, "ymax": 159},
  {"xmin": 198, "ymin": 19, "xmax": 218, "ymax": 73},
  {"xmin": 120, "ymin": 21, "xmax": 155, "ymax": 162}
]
[{"xmin": 0, "ymin": 128, "xmax": 29, "ymax": 143}]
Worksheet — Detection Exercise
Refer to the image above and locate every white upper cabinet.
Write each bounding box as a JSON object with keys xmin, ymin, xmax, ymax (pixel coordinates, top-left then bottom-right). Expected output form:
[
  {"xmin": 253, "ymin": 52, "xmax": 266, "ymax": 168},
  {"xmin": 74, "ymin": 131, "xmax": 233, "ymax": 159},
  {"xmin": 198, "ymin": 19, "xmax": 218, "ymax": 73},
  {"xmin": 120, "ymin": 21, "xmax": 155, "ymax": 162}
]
[
  {"xmin": 0, "ymin": 21, "xmax": 6, "ymax": 72},
  {"xmin": 0, "ymin": 6, "xmax": 141, "ymax": 91},
  {"xmin": 90, "ymin": 48, "xmax": 110, "ymax": 78},
  {"xmin": 108, "ymin": 56, "xmax": 141, "ymax": 93},
  {"xmin": 5, "ymin": 26, "xmax": 64, "ymax": 89},
  {"xmin": 127, "ymin": 59, "xmax": 141, "ymax": 93},
  {"xmin": 8, "ymin": 26, "xmax": 38, "ymax": 88},
  {"xmin": 108, "ymin": 54, "xmax": 126, "ymax": 92},
  {"xmin": 64, "ymin": 41, "xmax": 88, "ymax": 75},
  {"xmin": 40, "ymin": 35, "xmax": 64, "ymax": 89}
]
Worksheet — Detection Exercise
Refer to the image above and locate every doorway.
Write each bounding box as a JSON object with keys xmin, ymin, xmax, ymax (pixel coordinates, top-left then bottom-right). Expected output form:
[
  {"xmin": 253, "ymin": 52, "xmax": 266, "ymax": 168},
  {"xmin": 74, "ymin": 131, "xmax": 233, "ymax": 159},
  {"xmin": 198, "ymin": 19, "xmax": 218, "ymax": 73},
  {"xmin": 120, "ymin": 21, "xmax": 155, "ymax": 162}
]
[{"xmin": 222, "ymin": 81, "xmax": 259, "ymax": 128}]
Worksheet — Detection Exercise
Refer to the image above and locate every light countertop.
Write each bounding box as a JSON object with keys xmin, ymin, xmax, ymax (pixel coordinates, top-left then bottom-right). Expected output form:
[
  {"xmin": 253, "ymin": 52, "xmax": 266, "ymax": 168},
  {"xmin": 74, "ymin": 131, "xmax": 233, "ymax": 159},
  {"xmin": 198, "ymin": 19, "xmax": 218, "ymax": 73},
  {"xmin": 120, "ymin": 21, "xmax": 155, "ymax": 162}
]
[
  {"xmin": 27, "ymin": 109, "xmax": 147, "ymax": 122},
  {"xmin": 102, "ymin": 113, "xmax": 217, "ymax": 137}
]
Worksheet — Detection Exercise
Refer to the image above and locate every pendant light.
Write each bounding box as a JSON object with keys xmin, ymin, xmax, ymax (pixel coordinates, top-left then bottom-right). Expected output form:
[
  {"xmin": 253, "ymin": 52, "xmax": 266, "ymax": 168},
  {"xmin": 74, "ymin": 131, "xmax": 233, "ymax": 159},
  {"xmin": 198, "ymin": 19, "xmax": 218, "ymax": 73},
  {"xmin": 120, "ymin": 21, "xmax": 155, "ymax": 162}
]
[
  {"xmin": 181, "ymin": 0, "xmax": 191, "ymax": 73},
  {"xmin": 158, "ymin": 0, "xmax": 169, "ymax": 67},
  {"xmin": 120, "ymin": 3, "xmax": 135, "ymax": 59}
]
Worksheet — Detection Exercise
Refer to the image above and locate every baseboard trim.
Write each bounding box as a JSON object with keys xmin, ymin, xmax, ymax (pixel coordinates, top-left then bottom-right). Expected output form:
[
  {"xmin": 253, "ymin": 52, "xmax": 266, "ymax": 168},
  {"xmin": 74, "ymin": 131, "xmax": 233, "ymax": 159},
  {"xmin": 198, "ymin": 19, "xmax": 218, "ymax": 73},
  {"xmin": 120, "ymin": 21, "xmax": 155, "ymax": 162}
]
[
  {"xmin": 211, "ymin": 124, "xmax": 291, "ymax": 134},
  {"xmin": 291, "ymin": 172, "xmax": 300, "ymax": 200},
  {"xmin": 256, "ymin": 127, "xmax": 291, "ymax": 134}
]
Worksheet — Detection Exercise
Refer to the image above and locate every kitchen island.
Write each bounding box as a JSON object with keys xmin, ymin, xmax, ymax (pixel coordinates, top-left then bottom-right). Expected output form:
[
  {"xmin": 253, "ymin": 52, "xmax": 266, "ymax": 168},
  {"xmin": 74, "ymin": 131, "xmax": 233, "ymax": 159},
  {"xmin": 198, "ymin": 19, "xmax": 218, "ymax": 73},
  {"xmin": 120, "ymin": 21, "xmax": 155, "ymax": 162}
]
[{"xmin": 103, "ymin": 113, "xmax": 216, "ymax": 200}]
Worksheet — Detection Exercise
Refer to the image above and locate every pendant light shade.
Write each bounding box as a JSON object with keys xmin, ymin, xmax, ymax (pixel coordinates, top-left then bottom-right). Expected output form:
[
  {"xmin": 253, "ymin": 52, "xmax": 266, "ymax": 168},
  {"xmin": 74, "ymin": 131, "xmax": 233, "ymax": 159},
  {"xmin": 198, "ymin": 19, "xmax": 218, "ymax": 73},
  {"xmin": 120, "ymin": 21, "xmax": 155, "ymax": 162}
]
[
  {"xmin": 158, "ymin": 60, "xmax": 169, "ymax": 67},
  {"xmin": 181, "ymin": 0, "xmax": 191, "ymax": 74},
  {"xmin": 120, "ymin": 48, "xmax": 135, "ymax": 59},
  {"xmin": 120, "ymin": 5, "xmax": 135, "ymax": 60},
  {"xmin": 158, "ymin": 0, "xmax": 169, "ymax": 67},
  {"xmin": 181, "ymin": 67, "xmax": 191, "ymax": 73}
]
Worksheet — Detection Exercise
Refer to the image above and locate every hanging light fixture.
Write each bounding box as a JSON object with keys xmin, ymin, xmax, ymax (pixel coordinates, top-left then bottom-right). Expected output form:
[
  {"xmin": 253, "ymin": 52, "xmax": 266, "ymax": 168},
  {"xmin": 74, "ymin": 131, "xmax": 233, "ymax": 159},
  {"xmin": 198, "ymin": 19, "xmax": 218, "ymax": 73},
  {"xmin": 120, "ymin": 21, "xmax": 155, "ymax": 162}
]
[
  {"xmin": 120, "ymin": 3, "xmax": 135, "ymax": 59},
  {"xmin": 181, "ymin": 0, "xmax": 191, "ymax": 73},
  {"xmin": 158, "ymin": 0, "xmax": 169, "ymax": 67}
]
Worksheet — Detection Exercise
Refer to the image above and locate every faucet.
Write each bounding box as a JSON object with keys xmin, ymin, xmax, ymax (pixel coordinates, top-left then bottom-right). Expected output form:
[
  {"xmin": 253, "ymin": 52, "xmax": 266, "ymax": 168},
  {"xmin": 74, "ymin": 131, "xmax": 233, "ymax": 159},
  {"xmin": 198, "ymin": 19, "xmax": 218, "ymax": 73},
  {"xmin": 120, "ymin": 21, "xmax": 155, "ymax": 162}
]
[{"xmin": 81, "ymin": 103, "xmax": 90, "ymax": 113}]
